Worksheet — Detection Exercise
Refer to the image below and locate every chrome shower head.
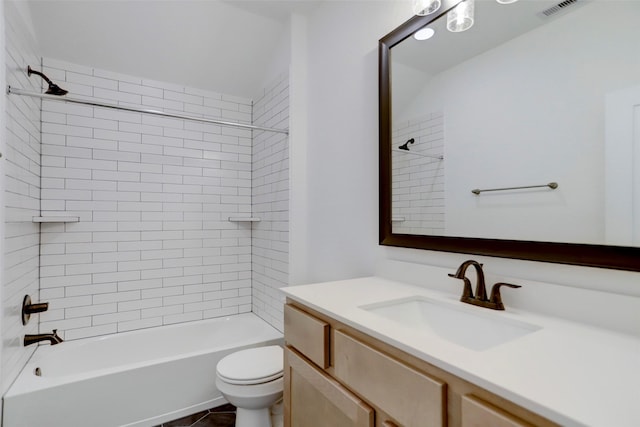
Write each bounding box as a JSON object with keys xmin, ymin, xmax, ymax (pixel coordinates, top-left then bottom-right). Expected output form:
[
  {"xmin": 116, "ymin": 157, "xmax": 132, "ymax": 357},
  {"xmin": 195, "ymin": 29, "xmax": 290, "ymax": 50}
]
[
  {"xmin": 398, "ymin": 138, "xmax": 415, "ymax": 151},
  {"xmin": 27, "ymin": 66, "xmax": 68, "ymax": 96}
]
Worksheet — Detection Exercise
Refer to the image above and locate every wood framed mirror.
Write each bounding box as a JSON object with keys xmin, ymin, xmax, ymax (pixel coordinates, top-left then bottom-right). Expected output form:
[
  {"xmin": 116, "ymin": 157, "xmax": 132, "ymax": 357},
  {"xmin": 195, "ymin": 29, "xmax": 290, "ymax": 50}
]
[{"xmin": 379, "ymin": 0, "xmax": 640, "ymax": 272}]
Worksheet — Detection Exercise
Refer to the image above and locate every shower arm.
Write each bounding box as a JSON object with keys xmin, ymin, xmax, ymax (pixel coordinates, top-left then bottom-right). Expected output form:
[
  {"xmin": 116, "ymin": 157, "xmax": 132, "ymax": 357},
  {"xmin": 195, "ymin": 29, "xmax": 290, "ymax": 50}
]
[{"xmin": 27, "ymin": 66, "xmax": 54, "ymax": 85}]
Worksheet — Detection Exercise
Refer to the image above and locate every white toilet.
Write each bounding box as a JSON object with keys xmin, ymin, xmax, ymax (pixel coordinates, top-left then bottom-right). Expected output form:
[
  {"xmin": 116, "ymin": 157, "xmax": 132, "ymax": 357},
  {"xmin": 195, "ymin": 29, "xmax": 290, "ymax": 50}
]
[{"xmin": 215, "ymin": 345, "xmax": 284, "ymax": 427}]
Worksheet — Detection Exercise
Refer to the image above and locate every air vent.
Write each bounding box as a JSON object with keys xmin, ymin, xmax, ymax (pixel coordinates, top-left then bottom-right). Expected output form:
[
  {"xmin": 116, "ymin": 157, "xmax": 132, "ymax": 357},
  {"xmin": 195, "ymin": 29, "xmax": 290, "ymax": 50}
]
[{"xmin": 540, "ymin": 0, "xmax": 580, "ymax": 17}]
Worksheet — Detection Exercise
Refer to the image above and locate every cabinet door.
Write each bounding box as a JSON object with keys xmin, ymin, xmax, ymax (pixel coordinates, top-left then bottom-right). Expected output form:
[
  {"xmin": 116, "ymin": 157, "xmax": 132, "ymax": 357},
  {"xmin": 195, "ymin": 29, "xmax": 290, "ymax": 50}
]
[
  {"xmin": 333, "ymin": 330, "xmax": 446, "ymax": 427},
  {"xmin": 284, "ymin": 304, "xmax": 330, "ymax": 368},
  {"xmin": 284, "ymin": 347, "xmax": 374, "ymax": 427},
  {"xmin": 461, "ymin": 395, "xmax": 534, "ymax": 427}
]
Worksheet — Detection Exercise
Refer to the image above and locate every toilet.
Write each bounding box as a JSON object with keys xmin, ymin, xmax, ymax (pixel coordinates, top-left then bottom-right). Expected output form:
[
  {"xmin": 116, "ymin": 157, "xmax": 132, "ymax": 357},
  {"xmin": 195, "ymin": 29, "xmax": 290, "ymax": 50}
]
[{"xmin": 215, "ymin": 345, "xmax": 284, "ymax": 427}]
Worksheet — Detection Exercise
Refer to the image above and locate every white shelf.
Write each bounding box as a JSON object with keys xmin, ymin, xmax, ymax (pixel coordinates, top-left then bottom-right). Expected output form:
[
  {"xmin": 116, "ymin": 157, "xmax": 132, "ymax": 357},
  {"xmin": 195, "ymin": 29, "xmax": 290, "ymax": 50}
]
[
  {"xmin": 33, "ymin": 216, "xmax": 80, "ymax": 223},
  {"xmin": 228, "ymin": 217, "xmax": 261, "ymax": 222},
  {"xmin": 391, "ymin": 217, "xmax": 406, "ymax": 222}
]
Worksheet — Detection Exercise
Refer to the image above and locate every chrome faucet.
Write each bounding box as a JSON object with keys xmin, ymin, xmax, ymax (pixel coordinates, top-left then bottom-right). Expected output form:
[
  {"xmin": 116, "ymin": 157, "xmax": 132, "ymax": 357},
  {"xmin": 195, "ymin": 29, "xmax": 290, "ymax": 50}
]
[
  {"xmin": 24, "ymin": 329, "xmax": 63, "ymax": 346},
  {"xmin": 448, "ymin": 260, "xmax": 521, "ymax": 310}
]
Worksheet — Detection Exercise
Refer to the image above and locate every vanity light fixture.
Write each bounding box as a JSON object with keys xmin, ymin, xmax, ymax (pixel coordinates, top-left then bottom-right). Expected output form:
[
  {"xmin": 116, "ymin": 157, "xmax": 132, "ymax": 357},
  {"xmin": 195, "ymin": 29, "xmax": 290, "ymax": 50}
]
[
  {"xmin": 414, "ymin": 27, "xmax": 436, "ymax": 40},
  {"xmin": 447, "ymin": 0, "xmax": 475, "ymax": 32},
  {"xmin": 496, "ymin": 0, "xmax": 518, "ymax": 3},
  {"xmin": 413, "ymin": 0, "xmax": 441, "ymax": 16}
]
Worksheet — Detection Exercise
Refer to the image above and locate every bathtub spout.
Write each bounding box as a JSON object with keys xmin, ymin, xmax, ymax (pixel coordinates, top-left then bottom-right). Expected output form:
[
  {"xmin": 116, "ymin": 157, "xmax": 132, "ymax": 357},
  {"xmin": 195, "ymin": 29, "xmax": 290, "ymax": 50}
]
[{"xmin": 24, "ymin": 329, "xmax": 63, "ymax": 346}]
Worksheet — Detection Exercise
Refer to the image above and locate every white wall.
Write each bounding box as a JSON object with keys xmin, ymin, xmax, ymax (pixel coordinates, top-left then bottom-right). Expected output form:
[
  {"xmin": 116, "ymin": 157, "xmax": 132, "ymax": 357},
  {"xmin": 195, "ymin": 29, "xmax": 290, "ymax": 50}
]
[
  {"xmin": 27, "ymin": 1, "xmax": 287, "ymax": 99},
  {"xmin": 2, "ymin": 0, "xmax": 41, "ymax": 396},
  {"xmin": 297, "ymin": 1, "xmax": 640, "ymax": 301},
  {"xmin": 0, "ymin": 0, "xmax": 6, "ymax": 408},
  {"xmin": 298, "ymin": 1, "xmax": 410, "ymax": 283},
  {"xmin": 398, "ymin": 2, "xmax": 640, "ymax": 244},
  {"xmin": 252, "ymin": 72, "xmax": 289, "ymax": 331},
  {"xmin": 288, "ymin": 13, "xmax": 309, "ymax": 287},
  {"xmin": 38, "ymin": 58, "xmax": 256, "ymax": 340},
  {"xmin": 392, "ymin": 112, "xmax": 445, "ymax": 235}
]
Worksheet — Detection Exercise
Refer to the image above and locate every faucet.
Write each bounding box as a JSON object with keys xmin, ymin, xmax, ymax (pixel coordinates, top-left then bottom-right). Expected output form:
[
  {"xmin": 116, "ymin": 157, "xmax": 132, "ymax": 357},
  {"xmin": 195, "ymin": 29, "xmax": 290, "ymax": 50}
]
[
  {"xmin": 24, "ymin": 329, "xmax": 63, "ymax": 347},
  {"xmin": 448, "ymin": 260, "xmax": 521, "ymax": 310}
]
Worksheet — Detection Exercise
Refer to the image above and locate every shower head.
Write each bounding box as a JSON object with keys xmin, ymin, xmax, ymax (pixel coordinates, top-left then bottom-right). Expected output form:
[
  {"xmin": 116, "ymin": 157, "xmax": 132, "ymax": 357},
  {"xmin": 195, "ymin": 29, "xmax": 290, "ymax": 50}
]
[
  {"xmin": 27, "ymin": 66, "xmax": 68, "ymax": 96},
  {"xmin": 398, "ymin": 138, "xmax": 415, "ymax": 151},
  {"xmin": 45, "ymin": 83, "xmax": 69, "ymax": 96}
]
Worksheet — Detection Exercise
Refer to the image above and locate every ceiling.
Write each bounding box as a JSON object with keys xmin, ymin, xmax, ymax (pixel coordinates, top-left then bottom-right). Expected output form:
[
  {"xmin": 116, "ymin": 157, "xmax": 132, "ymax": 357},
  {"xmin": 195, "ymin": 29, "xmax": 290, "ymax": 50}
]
[
  {"xmin": 26, "ymin": 0, "xmax": 318, "ymax": 99},
  {"xmin": 392, "ymin": 0, "xmax": 582, "ymax": 76}
]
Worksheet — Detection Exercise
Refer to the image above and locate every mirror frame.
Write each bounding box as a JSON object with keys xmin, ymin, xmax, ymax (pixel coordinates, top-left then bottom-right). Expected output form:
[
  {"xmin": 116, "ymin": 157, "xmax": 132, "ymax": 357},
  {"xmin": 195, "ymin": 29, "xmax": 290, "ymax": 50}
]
[{"xmin": 379, "ymin": 1, "xmax": 640, "ymax": 272}]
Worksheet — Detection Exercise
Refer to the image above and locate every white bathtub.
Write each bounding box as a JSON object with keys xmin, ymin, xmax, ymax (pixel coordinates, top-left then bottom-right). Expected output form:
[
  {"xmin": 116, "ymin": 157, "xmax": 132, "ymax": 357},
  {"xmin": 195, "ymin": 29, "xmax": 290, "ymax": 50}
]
[{"xmin": 3, "ymin": 313, "xmax": 283, "ymax": 427}]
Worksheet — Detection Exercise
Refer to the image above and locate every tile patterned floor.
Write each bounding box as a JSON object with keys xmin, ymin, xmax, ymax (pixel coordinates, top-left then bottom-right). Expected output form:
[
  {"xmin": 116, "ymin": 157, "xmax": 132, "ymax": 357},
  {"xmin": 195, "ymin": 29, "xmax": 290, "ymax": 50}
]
[{"xmin": 155, "ymin": 403, "xmax": 236, "ymax": 427}]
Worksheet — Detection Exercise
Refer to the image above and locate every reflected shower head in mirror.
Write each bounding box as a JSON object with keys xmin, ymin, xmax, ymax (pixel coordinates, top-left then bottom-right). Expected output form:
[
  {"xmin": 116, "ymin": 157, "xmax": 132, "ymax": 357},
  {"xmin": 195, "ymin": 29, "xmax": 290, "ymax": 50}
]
[
  {"xmin": 27, "ymin": 66, "xmax": 68, "ymax": 96},
  {"xmin": 398, "ymin": 138, "xmax": 415, "ymax": 151}
]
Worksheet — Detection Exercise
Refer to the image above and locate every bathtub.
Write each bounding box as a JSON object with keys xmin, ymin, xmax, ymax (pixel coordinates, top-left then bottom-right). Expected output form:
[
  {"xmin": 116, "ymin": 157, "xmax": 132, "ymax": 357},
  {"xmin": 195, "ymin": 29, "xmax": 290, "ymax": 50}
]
[{"xmin": 3, "ymin": 313, "xmax": 283, "ymax": 427}]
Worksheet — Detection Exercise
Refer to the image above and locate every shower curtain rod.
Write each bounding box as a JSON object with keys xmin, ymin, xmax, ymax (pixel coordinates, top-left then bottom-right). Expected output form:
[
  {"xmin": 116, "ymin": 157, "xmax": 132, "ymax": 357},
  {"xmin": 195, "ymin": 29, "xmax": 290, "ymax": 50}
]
[
  {"xmin": 395, "ymin": 148, "xmax": 443, "ymax": 160},
  {"xmin": 7, "ymin": 86, "xmax": 289, "ymax": 135}
]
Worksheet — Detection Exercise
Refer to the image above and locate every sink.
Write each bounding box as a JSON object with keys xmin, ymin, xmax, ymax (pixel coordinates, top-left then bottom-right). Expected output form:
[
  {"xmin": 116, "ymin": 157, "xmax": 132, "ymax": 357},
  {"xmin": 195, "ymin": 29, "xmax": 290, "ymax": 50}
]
[{"xmin": 360, "ymin": 296, "xmax": 541, "ymax": 351}]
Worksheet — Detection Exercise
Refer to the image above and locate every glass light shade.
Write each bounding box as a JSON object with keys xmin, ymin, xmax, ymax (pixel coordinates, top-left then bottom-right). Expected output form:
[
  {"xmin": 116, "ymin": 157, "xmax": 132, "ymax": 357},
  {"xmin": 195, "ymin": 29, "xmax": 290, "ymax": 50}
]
[
  {"xmin": 414, "ymin": 28, "xmax": 436, "ymax": 40},
  {"xmin": 413, "ymin": 0, "xmax": 442, "ymax": 16},
  {"xmin": 496, "ymin": 0, "xmax": 518, "ymax": 3},
  {"xmin": 447, "ymin": 0, "xmax": 475, "ymax": 32}
]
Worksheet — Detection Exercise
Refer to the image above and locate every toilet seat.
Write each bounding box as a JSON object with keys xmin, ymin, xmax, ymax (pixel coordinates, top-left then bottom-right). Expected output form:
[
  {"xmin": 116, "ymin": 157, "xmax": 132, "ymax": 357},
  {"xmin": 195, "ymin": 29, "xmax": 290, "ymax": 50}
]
[{"xmin": 216, "ymin": 345, "xmax": 283, "ymax": 385}]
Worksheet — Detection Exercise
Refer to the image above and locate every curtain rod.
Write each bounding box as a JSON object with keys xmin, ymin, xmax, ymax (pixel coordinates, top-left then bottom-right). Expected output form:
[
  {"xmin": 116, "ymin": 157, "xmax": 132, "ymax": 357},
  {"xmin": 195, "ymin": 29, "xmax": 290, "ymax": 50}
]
[{"xmin": 7, "ymin": 86, "xmax": 289, "ymax": 135}]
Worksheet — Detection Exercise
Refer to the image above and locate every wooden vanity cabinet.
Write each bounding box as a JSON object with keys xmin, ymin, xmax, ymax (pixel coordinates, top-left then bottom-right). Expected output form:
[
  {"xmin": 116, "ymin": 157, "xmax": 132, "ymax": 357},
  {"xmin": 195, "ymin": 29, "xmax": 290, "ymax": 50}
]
[
  {"xmin": 332, "ymin": 330, "xmax": 446, "ymax": 426},
  {"xmin": 461, "ymin": 395, "xmax": 534, "ymax": 427},
  {"xmin": 285, "ymin": 347, "xmax": 374, "ymax": 427},
  {"xmin": 283, "ymin": 301, "xmax": 558, "ymax": 427}
]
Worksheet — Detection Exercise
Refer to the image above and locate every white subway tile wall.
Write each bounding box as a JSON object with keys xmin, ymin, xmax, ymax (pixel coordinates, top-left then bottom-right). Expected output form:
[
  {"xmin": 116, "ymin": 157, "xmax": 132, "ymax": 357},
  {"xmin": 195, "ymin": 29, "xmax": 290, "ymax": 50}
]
[
  {"xmin": 38, "ymin": 58, "xmax": 273, "ymax": 340},
  {"xmin": 3, "ymin": 2, "xmax": 41, "ymax": 394},
  {"xmin": 391, "ymin": 113, "xmax": 445, "ymax": 235},
  {"xmin": 251, "ymin": 73, "xmax": 289, "ymax": 331}
]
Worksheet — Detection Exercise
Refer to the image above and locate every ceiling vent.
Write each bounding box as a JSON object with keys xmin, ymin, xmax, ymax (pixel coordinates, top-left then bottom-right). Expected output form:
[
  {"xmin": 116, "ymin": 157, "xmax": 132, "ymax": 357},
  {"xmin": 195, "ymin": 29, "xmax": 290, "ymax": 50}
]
[{"xmin": 539, "ymin": 0, "xmax": 581, "ymax": 18}]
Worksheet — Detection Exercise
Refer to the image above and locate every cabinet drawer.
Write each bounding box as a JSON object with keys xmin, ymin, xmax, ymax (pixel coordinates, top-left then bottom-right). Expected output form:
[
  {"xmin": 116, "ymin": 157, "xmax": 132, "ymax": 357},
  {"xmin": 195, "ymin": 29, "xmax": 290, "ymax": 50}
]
[
  {"xmin": 461, "ymin": 395, "xmax": 534, "ymax": 427},
  {"xmin": 284, "ymin": 304, "xmax": 330, "ymax": 368},
  {"xmin": 285, "ymin": 347, "xmax": 374, "ymax": 427},
  {"xmin": 333, "ymin": 330, "xmax": 446, "ymax": 427}
]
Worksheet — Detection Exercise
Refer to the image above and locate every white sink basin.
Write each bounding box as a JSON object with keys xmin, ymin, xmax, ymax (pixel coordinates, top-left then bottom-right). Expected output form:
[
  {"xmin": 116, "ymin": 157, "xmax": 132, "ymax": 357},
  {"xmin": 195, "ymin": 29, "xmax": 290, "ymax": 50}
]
[{"xmin": 360, "ymin": 296, "xmax": 541, "ymax": 351}]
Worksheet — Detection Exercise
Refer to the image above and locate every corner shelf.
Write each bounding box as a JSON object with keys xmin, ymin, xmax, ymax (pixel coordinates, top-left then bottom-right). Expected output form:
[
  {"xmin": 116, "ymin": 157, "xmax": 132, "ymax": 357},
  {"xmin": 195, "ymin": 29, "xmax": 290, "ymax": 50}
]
[
  {"xmin": 228, "ymin": 217, "xmax": 261, "ymax": 222},
  {"xmin": 32, "ymin": 216, "xmax": 80, "ymax": 223}
]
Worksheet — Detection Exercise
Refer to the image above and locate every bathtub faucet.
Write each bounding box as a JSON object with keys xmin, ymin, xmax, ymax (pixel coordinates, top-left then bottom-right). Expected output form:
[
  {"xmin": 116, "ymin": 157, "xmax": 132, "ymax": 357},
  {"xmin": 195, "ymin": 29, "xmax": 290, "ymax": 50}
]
[{"xmin": 24, "ymin": 329, "xmax": 63, "ymax": 346}]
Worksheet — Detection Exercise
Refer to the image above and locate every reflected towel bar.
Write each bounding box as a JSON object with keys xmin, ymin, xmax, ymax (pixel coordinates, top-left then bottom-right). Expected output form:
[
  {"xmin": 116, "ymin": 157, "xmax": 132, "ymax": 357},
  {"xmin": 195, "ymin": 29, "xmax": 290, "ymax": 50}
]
[{"xmin": 472, "ymin": 182, "xmax": 558, "ymax": 195}]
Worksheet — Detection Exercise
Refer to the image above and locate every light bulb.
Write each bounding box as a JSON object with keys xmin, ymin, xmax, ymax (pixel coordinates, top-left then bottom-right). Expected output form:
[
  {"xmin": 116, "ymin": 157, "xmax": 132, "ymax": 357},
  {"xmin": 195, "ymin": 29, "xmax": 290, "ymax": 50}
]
[
  {"xmin": 412, "ymin": 0, "xmax": 442, "ymax": 16},
  {"xmin": 447, "ymin": 0, "xmax": 475, "ymax": 33},
  {"xmin": 414, "ymin": 28, "xmax": 436, "ymax": 40}
]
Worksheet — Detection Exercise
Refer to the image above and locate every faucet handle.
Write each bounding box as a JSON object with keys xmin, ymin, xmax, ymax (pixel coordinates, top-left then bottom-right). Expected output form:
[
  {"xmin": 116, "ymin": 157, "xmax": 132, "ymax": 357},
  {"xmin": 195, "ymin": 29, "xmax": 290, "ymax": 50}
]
[
  {"xmin": 448, "ymin": 273, "xmax": 474, "ymax": 300},
  {"xmin": 489, "ymin": 282, "xmax": 522, "ymax": 310}
]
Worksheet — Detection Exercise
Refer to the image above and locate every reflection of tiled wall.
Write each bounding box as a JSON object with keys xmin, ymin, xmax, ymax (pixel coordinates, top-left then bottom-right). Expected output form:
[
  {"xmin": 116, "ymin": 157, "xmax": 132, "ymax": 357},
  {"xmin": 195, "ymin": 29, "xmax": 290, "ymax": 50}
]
[
  {"xmin": 251, "ymin": 72, "xmax": 289, "ymax": 332},
  {"xmin": 3, "ymin": 1, "xmax": 41, "ymax": 394},
  {"xmin": 39, "ymin": 58, "xmax": 255, "ymax": 340},
  {"xmin": 392, "ymin": 112, "xmax": 445, "ymax": 235}
]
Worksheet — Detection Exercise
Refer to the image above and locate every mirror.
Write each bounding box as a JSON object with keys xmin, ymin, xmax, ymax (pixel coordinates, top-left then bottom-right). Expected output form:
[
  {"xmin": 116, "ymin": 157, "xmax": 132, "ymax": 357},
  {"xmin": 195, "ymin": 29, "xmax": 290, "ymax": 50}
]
[{"xmin": 379, "ymin": 0, "xmax": 640, "ymax": 271}]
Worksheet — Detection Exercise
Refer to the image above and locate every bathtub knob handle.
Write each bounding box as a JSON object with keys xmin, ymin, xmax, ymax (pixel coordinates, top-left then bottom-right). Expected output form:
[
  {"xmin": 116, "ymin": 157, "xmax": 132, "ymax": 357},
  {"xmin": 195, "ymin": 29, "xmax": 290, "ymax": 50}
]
[{"xmin": 22, "ymin": 295, "xmax": 50, "ymax": 325}]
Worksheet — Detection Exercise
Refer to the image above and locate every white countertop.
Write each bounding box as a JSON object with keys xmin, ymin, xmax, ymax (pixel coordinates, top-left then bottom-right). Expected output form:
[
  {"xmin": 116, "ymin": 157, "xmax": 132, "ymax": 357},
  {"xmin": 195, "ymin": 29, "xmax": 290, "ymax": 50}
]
[{"xmin": 282, "ymin": 276, "xmax": 640, "ymax": 427}]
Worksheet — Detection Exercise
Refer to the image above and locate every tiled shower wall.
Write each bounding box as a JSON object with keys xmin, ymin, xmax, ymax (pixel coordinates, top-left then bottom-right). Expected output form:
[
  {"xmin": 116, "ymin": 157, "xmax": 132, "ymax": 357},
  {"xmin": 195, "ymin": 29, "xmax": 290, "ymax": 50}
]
[
  {"xmin": 3, "ymin": 1, "xmax": 41, "ymax": 393},
  {"xmin": 39, "ymin": 58, "xmax": 257, "ymax": 340},
  {"xmin": 251, "ymin": 72, "xmax": 289, "ymax": 331},
  {"xmin": 392, "ymin": 112, "xmax": 445, "ymax": 235}
]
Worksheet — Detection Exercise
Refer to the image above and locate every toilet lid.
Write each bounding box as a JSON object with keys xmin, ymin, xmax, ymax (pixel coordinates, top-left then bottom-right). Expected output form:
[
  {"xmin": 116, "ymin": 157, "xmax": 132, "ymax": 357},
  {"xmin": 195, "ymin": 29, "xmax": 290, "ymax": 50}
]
[{"xmin": 217, "ymin": 345, "xmax": 283, "ymax": 385}]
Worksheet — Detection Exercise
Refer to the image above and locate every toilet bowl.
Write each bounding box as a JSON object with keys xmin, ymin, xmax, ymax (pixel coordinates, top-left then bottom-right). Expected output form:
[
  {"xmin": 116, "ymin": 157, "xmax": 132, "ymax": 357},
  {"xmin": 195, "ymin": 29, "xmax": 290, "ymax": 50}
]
[{"xmin": 215, "ymin": 345, "xmax": 284, "ymax": 427}]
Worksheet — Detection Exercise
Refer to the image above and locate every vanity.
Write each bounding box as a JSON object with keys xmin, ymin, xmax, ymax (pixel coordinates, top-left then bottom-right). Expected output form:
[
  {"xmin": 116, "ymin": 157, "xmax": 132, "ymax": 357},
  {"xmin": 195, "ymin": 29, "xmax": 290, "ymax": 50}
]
[{"xmin": 281, "ymin": 273, "xmax": 640, "ymax": 427}]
